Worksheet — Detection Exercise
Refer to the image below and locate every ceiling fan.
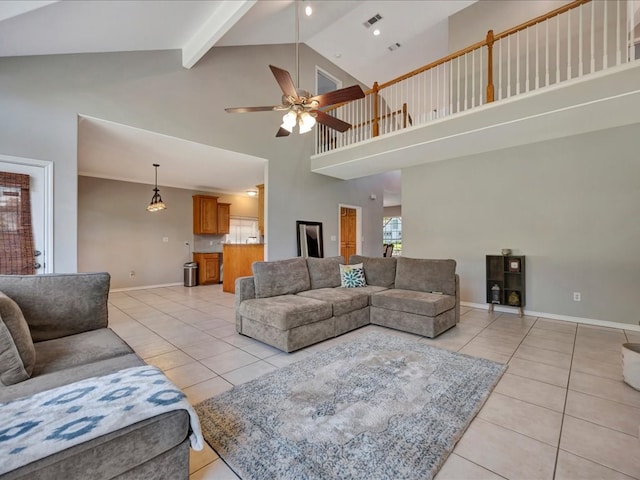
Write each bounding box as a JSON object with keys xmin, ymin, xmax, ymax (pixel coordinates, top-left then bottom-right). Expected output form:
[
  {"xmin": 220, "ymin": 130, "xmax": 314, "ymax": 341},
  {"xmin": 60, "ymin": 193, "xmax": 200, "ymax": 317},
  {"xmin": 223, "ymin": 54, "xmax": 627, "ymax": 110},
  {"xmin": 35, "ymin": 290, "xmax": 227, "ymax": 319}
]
[{"xmin": 224, "ymin": 2, "xmax": 365, "ymax": 137}]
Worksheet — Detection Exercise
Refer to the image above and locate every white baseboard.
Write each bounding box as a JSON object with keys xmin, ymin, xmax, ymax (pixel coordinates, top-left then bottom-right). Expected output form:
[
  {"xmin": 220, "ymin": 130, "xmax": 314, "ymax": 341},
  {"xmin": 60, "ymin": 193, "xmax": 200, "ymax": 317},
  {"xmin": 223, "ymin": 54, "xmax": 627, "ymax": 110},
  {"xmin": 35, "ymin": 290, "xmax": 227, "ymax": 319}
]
[
  {"xmin": 461, "ymin": 301, "xmax": 640, "ymax": 332},
  {"xmin": 110, "ymin": 282, "xmax": 183, "ymax": 293}
]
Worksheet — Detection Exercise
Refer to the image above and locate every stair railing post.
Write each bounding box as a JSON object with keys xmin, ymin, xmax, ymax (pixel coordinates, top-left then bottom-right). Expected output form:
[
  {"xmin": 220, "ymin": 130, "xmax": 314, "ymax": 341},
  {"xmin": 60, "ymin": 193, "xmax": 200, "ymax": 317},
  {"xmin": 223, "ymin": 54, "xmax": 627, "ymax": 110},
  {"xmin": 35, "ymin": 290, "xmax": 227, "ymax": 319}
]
[
  {"xmin": 486, "ymin": 29, "xmax": 495, "ymax": 103},
  {"xmin": 372, "ymin": 82, "xmax": 380, "ymax": 137}
]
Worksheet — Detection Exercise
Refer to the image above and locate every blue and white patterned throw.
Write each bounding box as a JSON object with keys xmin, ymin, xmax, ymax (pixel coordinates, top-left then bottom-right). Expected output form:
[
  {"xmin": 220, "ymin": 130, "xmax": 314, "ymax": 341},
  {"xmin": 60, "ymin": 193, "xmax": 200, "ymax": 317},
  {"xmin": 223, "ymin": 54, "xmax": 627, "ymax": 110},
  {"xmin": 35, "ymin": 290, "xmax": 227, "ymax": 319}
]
[{"xmin": 0, "ymin": 365, "xmax": 203, "ymax": 475}]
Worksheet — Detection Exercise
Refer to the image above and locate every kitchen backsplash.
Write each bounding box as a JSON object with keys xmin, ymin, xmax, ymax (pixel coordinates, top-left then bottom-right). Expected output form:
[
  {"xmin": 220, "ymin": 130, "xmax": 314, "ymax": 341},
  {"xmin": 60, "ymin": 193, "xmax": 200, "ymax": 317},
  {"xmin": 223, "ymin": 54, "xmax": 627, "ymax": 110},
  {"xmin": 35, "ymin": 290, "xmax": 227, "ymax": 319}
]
[{"xmin": 193, "ymin": 234, "xmax": 226, "ymax": 252}]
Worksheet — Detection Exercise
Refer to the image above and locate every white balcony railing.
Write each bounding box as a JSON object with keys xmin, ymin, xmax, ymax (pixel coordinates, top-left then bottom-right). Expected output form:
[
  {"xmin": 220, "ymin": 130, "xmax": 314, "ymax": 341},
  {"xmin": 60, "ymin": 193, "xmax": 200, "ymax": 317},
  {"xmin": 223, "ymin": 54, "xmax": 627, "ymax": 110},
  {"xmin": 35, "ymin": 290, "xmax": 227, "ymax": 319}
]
[{"xmin": 316, "ymin": 0, "xmax": 639, "ymax": 155}]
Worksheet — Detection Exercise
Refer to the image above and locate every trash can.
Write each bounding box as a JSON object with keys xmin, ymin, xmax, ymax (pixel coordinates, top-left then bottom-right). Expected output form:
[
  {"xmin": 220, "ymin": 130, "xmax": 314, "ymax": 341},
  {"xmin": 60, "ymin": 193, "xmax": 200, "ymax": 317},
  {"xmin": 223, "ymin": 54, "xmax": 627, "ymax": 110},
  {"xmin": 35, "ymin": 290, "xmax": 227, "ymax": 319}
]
[{"xmin": 184, "ymin": 262, "xmax": 198, "ymax": 287}]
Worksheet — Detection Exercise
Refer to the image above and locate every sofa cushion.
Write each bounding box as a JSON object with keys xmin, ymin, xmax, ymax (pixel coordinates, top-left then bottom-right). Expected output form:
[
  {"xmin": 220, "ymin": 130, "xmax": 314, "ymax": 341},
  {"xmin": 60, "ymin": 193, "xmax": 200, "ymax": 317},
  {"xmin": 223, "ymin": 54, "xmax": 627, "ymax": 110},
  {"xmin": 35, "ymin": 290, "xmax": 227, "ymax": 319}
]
[
  {"xmin": 239, "ymin": 295, "xmax": 332, "ymax": 330},
  {"xmin": 394, "ymin": 258, "xmax": 457, "ymax": 295},
  {"xmin": 307, "ymin": 256, "xmax": 343, "ymax": 289},
  {"xmin": 0, "ymin": 291, "xmax": 36, "ymax": 386},
  {"xmin": 32, "ymin": 328, "xmax": 134, "ymax": 377},
  {"xmin": 252, "ymin": 258, "xmax": 311, "ymax": 298},
  {"xmin": 297, "ymin": 288, "xmax": 369, "ymax": 317},
  {"xmin": 371, "ymin": 289, "xmax": 456, "ymax": 317},
  {"xmin": 349, "ymin": 255, "xmax": 397, "ymax": 288},
  {"xmin": 0, "ymin": 272, "xmax": 110, "ymax": 342},
  {"xmin": 340, "ymin": 263, "xmax": 367, "ymax": 288}
]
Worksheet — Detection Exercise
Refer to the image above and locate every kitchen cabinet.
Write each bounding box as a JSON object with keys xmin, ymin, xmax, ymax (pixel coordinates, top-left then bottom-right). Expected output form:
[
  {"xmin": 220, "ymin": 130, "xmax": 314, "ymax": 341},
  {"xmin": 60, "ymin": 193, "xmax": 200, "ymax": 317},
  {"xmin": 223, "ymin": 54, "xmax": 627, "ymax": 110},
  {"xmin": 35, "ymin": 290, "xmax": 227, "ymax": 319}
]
[
  {"xmin": 193, "ymin": 195, "xmax": 231, "ymax": 235},
  {"xmin": 217, "ymin": 202, "xmax": 231, "ymax": 234},
  {"xmin": 193, "ymin": 195, "xmax": 218, "ymax": 234},
  {"xmin": 193, "ymin": 252, "xmax": 220, "ymax": 285}
]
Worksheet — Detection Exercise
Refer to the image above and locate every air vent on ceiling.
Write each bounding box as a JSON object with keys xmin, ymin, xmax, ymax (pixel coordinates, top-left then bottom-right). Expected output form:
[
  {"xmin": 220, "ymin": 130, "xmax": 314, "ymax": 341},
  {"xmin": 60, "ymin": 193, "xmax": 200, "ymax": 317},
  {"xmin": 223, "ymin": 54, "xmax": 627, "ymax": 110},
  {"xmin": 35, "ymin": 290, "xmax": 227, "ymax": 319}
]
[
  {"xmin": 363, "ymin": 14, "xmax": 382, "ymax": 28},
  {"xmin": 388, "ymin": 42, "xmax": 402, "ymax": 52}
]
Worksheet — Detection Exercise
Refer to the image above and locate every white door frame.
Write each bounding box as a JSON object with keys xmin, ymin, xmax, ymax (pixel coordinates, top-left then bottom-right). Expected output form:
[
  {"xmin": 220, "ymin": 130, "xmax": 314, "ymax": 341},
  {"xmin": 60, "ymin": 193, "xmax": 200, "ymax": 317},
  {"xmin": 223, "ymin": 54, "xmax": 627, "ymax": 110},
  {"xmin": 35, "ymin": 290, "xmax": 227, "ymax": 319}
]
[
  {"xmin": 337, "ymin": 203, "xmax": 362, "ymax": 256},
  {"xmin": 0, "ymin": 154, "xmax": 54, "ymax": 273}
]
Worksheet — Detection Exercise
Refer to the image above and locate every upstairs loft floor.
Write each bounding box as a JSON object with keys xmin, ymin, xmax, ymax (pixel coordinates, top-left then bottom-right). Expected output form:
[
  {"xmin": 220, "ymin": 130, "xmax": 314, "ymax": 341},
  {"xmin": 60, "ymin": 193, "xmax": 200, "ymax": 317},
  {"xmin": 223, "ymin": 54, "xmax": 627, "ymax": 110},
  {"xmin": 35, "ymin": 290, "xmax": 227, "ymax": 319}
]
[{"xmin": 311, "ymin": 61, "xmax": 640, "ymax": 180}]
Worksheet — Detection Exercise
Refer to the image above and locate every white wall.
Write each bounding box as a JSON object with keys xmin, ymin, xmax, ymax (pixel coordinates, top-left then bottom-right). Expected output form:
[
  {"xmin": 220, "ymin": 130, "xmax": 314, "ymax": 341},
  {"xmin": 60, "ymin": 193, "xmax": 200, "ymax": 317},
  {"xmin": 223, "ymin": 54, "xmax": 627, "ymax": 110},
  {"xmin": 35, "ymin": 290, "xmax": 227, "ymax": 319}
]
[
  {"xmin": 402, "ymin": 124, "xmax": 640, "ymax": 325},
  {"xmin": 0, "ymin": 44, "xmax": 384, "ymax": 271}
]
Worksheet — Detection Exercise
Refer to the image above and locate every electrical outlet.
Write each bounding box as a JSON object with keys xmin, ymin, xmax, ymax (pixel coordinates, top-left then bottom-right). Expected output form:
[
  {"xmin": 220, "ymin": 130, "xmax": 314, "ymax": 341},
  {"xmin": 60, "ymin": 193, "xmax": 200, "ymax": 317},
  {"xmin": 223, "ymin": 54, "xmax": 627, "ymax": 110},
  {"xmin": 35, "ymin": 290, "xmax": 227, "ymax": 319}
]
[
  {"xmin": 129, "ymin": 270, "xmax": 135, "ymax": 278},
  {"xmin": 162, "ymin": 237, "xmax": 169, "ymax": 243},
  {"xmin": 573, "ymin": 292, "xmax": 581, "ymax": 302},
  {"xmin": 184, "ymin": 241, "xmax": 189, "ymax": 246}
]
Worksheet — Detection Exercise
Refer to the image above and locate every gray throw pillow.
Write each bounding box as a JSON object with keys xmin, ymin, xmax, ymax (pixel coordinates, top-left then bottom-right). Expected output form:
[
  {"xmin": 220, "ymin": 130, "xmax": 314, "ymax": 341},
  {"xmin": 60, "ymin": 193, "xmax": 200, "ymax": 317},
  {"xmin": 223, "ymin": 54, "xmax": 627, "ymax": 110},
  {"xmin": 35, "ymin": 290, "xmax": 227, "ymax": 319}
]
[{"xmin": 0, "ymin": 291, "xmax": 36, "ymax": 386}]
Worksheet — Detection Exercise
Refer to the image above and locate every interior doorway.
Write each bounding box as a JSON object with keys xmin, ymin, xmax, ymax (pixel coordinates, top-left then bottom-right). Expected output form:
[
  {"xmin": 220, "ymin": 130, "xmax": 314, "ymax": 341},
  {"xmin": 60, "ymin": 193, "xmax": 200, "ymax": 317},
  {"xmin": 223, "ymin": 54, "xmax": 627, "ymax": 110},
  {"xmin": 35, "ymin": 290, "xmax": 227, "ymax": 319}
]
[
  {"xmin": 339, "ymin": 204, "xmax": 361, "ymax": 261},
  {"xmin": 0, "ymin": 155, "xmax": 53, "ymax": 273}
]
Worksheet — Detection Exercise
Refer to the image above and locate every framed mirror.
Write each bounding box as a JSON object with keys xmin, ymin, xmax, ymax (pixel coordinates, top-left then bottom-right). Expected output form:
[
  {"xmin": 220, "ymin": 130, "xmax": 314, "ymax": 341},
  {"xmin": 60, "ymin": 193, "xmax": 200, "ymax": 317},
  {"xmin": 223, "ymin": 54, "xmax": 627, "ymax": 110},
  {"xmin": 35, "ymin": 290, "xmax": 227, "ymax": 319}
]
[{"xmin": 296, "ymin": 221, "xmax": 324, "ymax": 258}]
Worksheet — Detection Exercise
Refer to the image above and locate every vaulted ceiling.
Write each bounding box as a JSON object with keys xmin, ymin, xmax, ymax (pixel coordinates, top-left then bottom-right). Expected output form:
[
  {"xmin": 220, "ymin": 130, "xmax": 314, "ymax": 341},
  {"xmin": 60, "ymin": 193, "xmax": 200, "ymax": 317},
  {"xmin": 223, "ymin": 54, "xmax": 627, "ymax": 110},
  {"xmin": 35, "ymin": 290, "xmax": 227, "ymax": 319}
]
[{"xmin": 0, "ymin": 0, "xmax": 477, "ymax": 204}]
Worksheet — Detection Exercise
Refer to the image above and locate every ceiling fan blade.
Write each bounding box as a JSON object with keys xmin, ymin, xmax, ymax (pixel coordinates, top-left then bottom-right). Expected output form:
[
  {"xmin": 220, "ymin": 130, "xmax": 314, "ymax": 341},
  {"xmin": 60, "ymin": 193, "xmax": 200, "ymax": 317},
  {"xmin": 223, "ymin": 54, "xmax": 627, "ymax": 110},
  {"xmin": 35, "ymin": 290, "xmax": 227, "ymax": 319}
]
[
  {"xmin": 314, "ymin": 110, "xmax": 352, "ymax": 133},
  {"xmin": 309, "ymin": 85, "xmax": 365, "ymax": 108},
  {"xmin": 276, "ymin": 127, "xmax": 291, "ymax": 137},
  {"xmin": 225, "ymin": 106, "xmax": 280, "ymax": 113},
  {"xmin": 269, "ymin": 65, "xmax": 298, "ymax": 99}
]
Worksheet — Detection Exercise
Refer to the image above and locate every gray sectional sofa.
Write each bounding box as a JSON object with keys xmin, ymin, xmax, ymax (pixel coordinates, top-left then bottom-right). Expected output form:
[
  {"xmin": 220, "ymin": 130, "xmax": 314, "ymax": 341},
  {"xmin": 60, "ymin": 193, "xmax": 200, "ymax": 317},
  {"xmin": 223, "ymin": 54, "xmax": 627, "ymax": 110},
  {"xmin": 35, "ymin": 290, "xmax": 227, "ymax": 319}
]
[
  {"xmin": 0, "ymin": 273, "xmax": 191, "ymax": 480},
  {"xmin": 235, "ymin": 255, "xmax": 459, "ymax": 352}
]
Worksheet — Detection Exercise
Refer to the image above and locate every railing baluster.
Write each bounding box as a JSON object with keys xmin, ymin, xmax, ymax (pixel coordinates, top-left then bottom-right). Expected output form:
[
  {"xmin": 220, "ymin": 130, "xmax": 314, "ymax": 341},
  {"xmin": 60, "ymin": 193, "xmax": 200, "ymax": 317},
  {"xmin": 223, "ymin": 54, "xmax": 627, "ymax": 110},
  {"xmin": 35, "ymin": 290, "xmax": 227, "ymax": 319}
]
[
  {"xmin": 526, "ymin": 27, "xmax": 530, "ymax": 92},
  {"xmin": 516, "ymin": 31, "xmax": 521, "ymax": 94},
  {"xmin": 535, "ymin": 23, "xmax": 540, "ymax": 90},
  {"xmin": 603, "ymin": 0, "xmax": 608, "ymax": 68},
  {"xmin": 464, "ymin": 52, "xmax": 468, "ymax": 110},
  {"xmin": 616, "ymin": 0, "xmax": 621, "ymax": 65},
  {"xmin": 545, "ymin": 20, "xmax": 550, "ymax": 86},
  {"xmin": 455, "ymin": 57, "xmax": 460, "ymax": 113},
  {"xmin": 590, "ymin": 1, "xmax": 595, "ymax": 73},
  {"xmin": 567, "ymin": 9, "xmax": 572, "ymax": 80},
  {"xmin": 498, "ymin": 38, "xmax": 503, "ymax": 100},
  {"xmin": 579, "ymin": 5, "xmax": 584, "ymax": 76},
  {"xmin": 556, "ymin": 13, "xmax": 561, "ymax": 83},
  {"xmin": 508, "ymin": 35, "xmax": 512, "ymax": 97}
]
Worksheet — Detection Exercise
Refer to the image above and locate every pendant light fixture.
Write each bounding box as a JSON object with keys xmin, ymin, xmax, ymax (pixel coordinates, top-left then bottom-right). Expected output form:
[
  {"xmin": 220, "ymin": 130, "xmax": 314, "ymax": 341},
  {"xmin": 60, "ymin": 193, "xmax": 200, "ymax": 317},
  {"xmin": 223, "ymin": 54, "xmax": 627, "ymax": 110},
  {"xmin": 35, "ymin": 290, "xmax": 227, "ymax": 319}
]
[{"xmin": 146, "ymin": 163, "xmax": 167, "ymax": 212}]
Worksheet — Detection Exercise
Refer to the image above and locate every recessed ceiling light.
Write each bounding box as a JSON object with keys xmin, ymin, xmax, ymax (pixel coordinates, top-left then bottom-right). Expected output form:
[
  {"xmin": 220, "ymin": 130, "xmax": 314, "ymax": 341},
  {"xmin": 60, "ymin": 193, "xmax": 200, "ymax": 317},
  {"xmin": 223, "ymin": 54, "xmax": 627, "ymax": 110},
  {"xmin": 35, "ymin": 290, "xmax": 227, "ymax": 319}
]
[
  {"xmin": 305, "ymin": 4, "xmax": 312, "ymax": 16},
  {"xmin": 373, "ymin": 29, "xmax": 381, "ymax": 36},
  {"xmin": 335, "ymin": 53, "xmax": 342, "ymax": 58}
]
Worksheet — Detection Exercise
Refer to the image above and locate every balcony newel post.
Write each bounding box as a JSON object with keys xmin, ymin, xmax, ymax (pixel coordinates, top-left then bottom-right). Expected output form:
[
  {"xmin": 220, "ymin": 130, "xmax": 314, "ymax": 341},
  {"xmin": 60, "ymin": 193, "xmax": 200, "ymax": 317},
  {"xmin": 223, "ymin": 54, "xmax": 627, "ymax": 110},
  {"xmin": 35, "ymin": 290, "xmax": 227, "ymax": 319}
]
[
  {"xmin": 486, "ymin": 29, "xmax": 495, "ymax": 103},
  {"xmin": 372, "ymin": 82, "xmax": 380, "ymax": 137}
]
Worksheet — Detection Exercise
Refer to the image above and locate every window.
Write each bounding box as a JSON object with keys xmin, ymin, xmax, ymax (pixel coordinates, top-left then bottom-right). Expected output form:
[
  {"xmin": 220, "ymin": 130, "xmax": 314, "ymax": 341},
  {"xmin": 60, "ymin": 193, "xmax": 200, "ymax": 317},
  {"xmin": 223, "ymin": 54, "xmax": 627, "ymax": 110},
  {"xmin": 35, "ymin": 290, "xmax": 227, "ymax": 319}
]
[
  {"xmin": 316, "ymin": 67, "xmax": 341, "ymax": 96},
  {"xmin": 227, "ymin": 217, "xmax": 259, "ymax": 244},
  {"xmin": 383, "ymin": 217, "xmax": 402, "ymax": 256}
]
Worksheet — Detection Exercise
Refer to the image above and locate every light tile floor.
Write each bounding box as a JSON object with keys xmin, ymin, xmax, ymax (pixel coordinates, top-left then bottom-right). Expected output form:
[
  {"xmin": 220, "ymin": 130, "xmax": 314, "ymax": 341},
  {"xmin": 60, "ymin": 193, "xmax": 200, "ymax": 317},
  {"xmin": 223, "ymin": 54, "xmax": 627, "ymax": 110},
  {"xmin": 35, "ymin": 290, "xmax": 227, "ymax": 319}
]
[{"xmin": 108, "ymin": 284, "xmax": 640, "ymax": 480}]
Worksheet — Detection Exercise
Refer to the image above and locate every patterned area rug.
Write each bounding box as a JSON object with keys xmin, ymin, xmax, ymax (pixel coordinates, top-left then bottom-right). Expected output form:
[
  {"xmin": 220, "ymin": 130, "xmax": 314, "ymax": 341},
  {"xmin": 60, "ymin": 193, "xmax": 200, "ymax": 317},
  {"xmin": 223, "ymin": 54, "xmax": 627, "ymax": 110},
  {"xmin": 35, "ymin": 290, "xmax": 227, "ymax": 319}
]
[{"xmin": 196, "ymin": 330, "xmax": 507, "ymax": 480}]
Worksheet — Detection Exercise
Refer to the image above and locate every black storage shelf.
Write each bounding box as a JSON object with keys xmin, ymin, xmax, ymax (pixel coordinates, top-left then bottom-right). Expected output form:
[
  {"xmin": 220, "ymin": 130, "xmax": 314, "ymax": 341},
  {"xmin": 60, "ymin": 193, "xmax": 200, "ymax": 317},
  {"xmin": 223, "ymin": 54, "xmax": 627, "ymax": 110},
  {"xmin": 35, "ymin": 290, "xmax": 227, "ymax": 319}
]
[{"xmin": 486, "ymin": 255, "xmax": 526, "ymax": 317}]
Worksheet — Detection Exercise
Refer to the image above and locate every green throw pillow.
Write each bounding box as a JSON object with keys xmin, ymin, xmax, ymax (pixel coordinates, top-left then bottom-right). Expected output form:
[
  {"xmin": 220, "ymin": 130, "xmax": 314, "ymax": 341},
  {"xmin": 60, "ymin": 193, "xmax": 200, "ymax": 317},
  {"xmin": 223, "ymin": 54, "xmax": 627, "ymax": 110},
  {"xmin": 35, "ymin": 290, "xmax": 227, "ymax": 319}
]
[
  {"xmin": 0, "ymin": 291, "xmax": 36, "ymax": 385},
  {"xmin": 340, "ymin": 263, "xmax": 367, "ymax": 288}
]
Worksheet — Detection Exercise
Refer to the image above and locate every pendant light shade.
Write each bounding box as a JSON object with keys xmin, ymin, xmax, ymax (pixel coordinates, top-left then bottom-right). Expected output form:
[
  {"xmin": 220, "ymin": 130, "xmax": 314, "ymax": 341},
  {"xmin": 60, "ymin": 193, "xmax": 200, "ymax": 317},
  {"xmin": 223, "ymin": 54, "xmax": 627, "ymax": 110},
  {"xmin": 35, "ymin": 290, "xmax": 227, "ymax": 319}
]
[{"xmin": 147, "ymin": 163, "xmax": 166, "ymax": 212}]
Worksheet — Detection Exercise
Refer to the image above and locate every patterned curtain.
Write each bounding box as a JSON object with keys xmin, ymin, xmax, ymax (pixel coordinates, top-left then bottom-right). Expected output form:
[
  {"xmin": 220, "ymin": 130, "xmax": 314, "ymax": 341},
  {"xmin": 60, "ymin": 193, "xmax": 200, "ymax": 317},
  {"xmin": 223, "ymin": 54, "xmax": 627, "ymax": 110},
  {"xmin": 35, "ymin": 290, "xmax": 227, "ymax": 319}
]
[{"xmin": 0, "ymin": 172, "xmax": 35, "ymax": 274}]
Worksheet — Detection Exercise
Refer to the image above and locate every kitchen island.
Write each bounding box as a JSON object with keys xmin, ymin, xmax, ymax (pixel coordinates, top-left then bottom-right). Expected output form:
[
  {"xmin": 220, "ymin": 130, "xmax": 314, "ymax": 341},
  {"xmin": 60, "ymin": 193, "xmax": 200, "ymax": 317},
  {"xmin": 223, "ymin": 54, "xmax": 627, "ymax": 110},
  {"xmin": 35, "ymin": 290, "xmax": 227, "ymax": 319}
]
[{"xmin": 222, "ymin": 243, "xmax": 264, "ymax": 293}]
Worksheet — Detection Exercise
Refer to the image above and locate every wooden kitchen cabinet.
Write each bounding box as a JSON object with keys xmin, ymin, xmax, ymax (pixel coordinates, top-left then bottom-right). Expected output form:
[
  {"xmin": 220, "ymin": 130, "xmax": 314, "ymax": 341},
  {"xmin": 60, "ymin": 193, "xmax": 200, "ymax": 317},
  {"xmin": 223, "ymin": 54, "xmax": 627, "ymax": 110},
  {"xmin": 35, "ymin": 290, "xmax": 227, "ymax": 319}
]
[
  {"xmin": 217, "ymin": 202, "xmax": 231, "ymax": 234},
  {"xmin": 193, "ymin": 252, "xmax": 220, "ymax": 285},
  {"xmin": 193, "ymin": 195, "xmax": 218, "ymax": 234}
]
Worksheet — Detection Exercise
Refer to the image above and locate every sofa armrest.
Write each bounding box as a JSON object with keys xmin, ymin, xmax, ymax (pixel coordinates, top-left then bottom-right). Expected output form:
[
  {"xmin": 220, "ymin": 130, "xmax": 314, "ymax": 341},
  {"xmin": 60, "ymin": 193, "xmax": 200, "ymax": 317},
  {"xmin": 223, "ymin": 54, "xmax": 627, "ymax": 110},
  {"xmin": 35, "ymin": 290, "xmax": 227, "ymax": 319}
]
[
  {"xmin": 0, "ymin": 272, "xmax": 110, "ymax": 342},
  {"xmin": 235, "ymin": 276, "xmax": 256, "ymax": 331}
]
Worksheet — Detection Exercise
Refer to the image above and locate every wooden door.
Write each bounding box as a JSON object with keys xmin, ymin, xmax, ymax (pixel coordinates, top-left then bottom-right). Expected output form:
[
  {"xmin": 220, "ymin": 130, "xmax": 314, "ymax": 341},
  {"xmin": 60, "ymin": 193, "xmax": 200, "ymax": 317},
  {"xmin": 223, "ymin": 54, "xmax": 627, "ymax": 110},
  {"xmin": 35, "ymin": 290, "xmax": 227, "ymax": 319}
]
[{"xmin": 340, "ymin": 207, "xmax": 357, "ymax": 261}]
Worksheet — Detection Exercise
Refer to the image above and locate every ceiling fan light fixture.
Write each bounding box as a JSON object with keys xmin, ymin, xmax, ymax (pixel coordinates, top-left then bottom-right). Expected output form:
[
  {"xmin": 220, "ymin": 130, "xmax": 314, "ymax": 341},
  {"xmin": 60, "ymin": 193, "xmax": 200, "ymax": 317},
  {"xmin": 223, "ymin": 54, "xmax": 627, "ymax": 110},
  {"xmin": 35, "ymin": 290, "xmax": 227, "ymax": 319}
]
[
  {"xmin": 146, "ymin": 164, "xmax": 167, "ymax": 212},
  {"xmin": 281, "ymin": 110, "xmax": 297, "ymax": 133},
  {"xmin": 298, "ymin": 111, "xmax": 316, "ymax": 134}
]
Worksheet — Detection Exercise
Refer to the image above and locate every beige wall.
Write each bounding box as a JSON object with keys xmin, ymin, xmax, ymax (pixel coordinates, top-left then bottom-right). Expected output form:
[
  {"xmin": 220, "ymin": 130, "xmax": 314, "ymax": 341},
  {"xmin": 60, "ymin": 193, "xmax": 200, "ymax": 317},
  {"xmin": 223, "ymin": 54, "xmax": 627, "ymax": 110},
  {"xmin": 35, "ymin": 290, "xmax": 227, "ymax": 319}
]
[
  {"xmin": 384, "ymin": 206, "xmax": 402, "ymax": 217},
  {"xmin": 78, "ymin": 176, "xmax": 258, "ymax": 288},
  {"xmin": 402, "ymin": 124, "xmax": 640, "ymax": 325}
]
